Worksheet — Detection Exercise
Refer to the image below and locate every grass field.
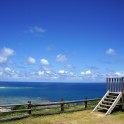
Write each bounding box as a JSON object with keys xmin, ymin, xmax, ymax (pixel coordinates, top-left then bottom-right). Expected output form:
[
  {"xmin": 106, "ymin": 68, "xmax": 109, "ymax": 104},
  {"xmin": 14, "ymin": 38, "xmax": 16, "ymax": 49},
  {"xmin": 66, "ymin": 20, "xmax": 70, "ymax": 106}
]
[{"xmin": 1, "ymin": 109, "xmax": 124, "ymax": 124}]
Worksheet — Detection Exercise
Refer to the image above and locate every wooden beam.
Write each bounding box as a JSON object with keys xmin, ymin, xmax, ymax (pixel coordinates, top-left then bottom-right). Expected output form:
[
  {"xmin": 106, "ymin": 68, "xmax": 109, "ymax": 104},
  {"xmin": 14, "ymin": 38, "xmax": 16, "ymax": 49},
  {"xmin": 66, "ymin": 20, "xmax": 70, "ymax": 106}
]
[{"xmin": 0, "ymin": 114, "xmax": 30, "ymax": 122}]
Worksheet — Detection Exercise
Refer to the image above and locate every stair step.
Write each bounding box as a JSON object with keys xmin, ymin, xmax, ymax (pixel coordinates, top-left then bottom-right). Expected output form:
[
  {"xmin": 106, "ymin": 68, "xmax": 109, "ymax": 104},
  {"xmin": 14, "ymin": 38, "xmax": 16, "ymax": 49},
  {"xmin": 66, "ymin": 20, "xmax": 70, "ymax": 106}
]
[
  {"xmin": 102, "ymin": 101, "xmax": 113, "ymax": 104},
  {"xmin": 97, "ymin": 106, "xmax": 108, "ymax": 110},
  {"xmin": 104, "ymin": 98, "xmax": 115, "ymax": 101},
  {"xmin": 100, "ymin": 103, "xmax": 111, "ymax": 107},
  {"xmin": 108, "ymin": 93, "xmax": 119, "ymax": 96},
  {"xmin": 109, "ymin": 92, "xmax": 119, "ymax": 95},
  {"xmin": 107, "ymin": 95, "xmax": 117, "ymax": 98}
]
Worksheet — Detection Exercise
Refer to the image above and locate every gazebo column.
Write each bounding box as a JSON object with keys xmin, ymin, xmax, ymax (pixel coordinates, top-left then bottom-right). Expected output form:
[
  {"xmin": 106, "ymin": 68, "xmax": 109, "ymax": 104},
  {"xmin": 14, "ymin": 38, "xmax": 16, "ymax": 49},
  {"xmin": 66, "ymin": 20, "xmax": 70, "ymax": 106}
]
[{"xmin": 121, "ymin": 78, "xmax": 124, "ymax": 110}]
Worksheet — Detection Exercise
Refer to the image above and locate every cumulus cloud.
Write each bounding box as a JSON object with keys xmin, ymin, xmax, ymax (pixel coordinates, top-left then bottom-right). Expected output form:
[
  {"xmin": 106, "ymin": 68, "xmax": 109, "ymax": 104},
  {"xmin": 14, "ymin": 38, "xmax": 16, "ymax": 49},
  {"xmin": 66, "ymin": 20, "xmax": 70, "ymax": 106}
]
[
  {"xmin": 27, "ymin": 57, "xmax": 36, "ymax": 64},
  {"xmin": 86, "ymin": 70, "xmax": 92, "ymax": 74},
  {"xmin": 69, "ymin": 72, "xmax": 74, "ymax": 76},
  {"xmin": 114, "ymin": 72, "xmax": 124, "ymax": 77},
  {"xmin": 37, "ymin": 70, "xmax": 54, "ymax": 78},
  {"xmin": 40, "ymin": 58, "xmax": 49, "ymax": 66},
  {"xmin": 0, "ymin": 47, "xmax": 15, "ymax": 63},
  {"xmin": 38, "ymin": 71, "xmax": 44, "ymax": 76},
  {"xmin": 81, "ymin": 70, "xmax": 92, "ymax": 75},
  {"xmin": 28, "ymin": 26, "xmax": 45, "ymax": 33},
  {"xmin": 46, "ymin": 70, "xmax": 51, "ymax": 74},
  {"xmin": 4, "ymin": 67, "xmax": 11, "ymax": 72},
  {"xmin": 56, "ymin": 54, "xmax": 68, "ymax": 63},
  {"xmin": 56, "ymin": 70, "xmax": 77, "ymax": 81},
  {"xmin": 58, "ymin": 70, "xmax": 66, "ymax": 74},
  {"xmin": 106, "ymin": 48, "xmax": 116, "ymax": 56},
  {"xmin": 1, "ymin": 67, "xmax": 16, "ymax": 78},
  {"xmin": 0, "ymin": 67, "xmax": 109, "ymax": 82},
  {"xmin": 114, "ymin": 72, "xmax": 121, "ymax": 76},
  {"xmin": 80, "ymin": 72, "xmax": 85, "ymax": 75},
  {"xmin": 79, "ymin": 71, "xmax": 106, "ymax": 82}
]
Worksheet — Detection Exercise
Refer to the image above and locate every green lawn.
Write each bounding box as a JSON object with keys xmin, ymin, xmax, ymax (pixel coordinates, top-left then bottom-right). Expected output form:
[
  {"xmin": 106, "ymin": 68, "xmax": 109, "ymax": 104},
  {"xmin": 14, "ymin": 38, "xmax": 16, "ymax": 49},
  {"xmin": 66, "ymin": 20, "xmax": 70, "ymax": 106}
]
[
  {"xmin": 1, "ymin": 109, "xmax": 124, "ymax": 124},
  {"xmin": 0, "ymin": 100, "xmax": 124, "ymax": 124}
]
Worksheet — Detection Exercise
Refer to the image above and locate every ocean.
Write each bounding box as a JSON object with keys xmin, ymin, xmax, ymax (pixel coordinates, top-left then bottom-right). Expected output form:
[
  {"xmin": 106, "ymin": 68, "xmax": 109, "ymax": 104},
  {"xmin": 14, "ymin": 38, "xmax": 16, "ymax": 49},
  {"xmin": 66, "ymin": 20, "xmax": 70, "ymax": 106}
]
[{"xmin": 0, "ymin": 82, "xmax": 106, "ymax": 105}]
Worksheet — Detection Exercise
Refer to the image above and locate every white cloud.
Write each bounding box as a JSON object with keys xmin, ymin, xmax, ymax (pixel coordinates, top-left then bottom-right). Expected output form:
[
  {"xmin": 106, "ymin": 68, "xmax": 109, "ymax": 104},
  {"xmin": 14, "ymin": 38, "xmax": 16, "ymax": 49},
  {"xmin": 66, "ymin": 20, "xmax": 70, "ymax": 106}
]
[
  {"xmin": 1, "ymin": 67, "xmax": 16, "ymax": 78},
  {"xmin": 69, "ymin": 72, "xmax": 74, "ymax": 75},
  {"xmin": 81, "ymin": 70, "xmax": 92, "ymax": 75},
  {"xmin": 114, "ymin": 72, "xmax": 124, "ymax": 77},
  {"xmin": 28, "ymin": 57, "xmax": 36, "ymax": 64},
  {"xmin": 51, "ymin": 76, "xmax": 58, "ymax": 80},
  {"xmin": 104, "ymin": 71, "xmax": 124, "ymax": 78},
  {"xmin": 56, "ymin": 54, "xmax": 67, "ymax": 63},
  {"xmin": 38, "ymin": 71, "xmax": 44, "ymax": 76},
  {"xmin": 0, "ymin": 67, "xmax": 109, "ymax": 82},
  {"xmin": 29, "ymin": 26, "xmax": 45, "ymax": 33},
  {"xmin": 115, "ymin": 72, "xmax": 121, "ymax": 76},
  {"xmin": 0, "ymin": 47, "xmax": 15, "ymax": 63},
  {"xmin": 86, "ymin": 70, "xmax": 92, "ymax": 74},
  {"xmin": 40, "ymin": 58, "xmax": 49, "ymax": 66},
  {"xmin": 106, "ymin": 48, "xmax": 116, "ymax": 56},
  {"xmin": 4, "ymin": 67, "xmax": 11, "ymax": 72},
  {"xmin": 58, "ymin": 70, "xmax": 67, "ymax": 74},
  {"xmin": 79, "ymin": 71, "xmax": 105, "ymax": 82},
  {"xmin": 81, "ymin": 72, "xmax": 85, "ymax": 75},
  {"xmin": 46, "ymin": 70, "xmax": 51, "ymax": 74}
]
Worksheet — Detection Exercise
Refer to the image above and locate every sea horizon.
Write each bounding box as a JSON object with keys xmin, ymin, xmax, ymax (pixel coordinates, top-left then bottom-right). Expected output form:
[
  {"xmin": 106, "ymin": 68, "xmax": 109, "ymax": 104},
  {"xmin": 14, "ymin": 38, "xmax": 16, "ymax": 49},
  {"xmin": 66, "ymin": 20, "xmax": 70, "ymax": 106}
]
[{"xmin": 0, "ymin": 81, "xmax": 106, "ymax": 83}]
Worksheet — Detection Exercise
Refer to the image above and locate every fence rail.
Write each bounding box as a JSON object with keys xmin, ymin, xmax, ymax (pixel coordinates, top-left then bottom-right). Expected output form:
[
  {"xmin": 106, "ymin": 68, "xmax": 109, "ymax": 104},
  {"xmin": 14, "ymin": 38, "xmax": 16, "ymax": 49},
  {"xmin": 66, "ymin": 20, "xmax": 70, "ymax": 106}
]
[{"xmin": 0, "ymin": 97, "xmax": 101, "ymax": 121}]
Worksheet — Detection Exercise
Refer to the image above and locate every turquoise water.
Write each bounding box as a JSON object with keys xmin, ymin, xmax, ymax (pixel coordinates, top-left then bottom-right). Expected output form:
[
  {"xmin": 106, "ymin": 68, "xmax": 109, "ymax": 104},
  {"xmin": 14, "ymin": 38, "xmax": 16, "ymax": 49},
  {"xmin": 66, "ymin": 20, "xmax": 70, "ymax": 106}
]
[{"xmin": 0, "ymin": 82, "xmax": 106, "ymax": 104}]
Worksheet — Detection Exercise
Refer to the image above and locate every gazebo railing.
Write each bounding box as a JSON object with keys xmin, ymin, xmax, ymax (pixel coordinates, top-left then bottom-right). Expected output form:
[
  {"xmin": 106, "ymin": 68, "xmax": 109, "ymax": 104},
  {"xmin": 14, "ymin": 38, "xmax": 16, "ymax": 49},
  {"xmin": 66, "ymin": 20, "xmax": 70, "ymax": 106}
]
[{"xmin": 106, "ymin": 77, "xmax": 124, "ymax": 93}]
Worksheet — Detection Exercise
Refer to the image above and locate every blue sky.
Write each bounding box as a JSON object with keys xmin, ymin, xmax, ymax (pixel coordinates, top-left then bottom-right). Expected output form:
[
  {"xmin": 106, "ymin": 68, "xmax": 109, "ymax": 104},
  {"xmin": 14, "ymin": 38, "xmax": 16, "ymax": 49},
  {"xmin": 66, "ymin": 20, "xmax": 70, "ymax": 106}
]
[{"xmin": 0, "ymin": 0, "xmax": 124, "ymax": 82}]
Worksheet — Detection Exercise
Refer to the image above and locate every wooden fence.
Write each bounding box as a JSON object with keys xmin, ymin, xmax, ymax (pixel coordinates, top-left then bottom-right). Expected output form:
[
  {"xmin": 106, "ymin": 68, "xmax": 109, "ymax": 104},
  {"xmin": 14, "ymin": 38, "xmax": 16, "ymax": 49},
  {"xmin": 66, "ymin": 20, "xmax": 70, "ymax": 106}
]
[{"xmin": 0, "ymin": 97, "xmax": 101, "ymax": 121}]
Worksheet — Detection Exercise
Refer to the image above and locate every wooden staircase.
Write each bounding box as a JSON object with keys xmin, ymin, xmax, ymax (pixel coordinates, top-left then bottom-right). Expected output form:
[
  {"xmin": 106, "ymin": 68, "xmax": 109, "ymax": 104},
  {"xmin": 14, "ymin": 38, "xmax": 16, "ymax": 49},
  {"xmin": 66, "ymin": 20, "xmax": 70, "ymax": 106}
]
[{"xmin": 93, "ymin": 91, "xmax": 122, "ymax": 115}]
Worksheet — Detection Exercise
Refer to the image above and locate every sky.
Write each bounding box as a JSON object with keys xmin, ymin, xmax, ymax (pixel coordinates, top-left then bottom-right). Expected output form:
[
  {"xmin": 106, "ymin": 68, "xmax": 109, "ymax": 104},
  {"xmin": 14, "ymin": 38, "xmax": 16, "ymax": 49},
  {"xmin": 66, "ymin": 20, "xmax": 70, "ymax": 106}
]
[{"xmin": 0, "ymin": 0, "xmax": 124, "ymax": 82}]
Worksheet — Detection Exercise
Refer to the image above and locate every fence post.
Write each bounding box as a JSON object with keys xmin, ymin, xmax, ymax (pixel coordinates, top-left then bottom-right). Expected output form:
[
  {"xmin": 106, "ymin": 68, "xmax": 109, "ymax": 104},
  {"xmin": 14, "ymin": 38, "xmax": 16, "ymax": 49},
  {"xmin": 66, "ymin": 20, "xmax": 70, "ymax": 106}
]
[
  {"xmin": 60, "ymin": 98, "xmax": 64, "ymax": 112},
  {"xmin": 28, "ymin": 101, "xmax": 32, "ymax": 115},
  {"xmin": 84, "ymin": 97, "xmax": 87, "ymax": 109}
]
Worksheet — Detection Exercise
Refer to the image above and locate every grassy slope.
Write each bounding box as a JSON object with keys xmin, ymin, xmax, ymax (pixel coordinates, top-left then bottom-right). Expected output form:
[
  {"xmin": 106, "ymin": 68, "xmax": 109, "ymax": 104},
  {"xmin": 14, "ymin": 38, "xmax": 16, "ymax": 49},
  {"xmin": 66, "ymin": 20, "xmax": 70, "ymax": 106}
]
[{"xmin": 1, "ymin": 110, "xmax": 124, "ymax": 124}]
